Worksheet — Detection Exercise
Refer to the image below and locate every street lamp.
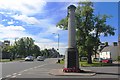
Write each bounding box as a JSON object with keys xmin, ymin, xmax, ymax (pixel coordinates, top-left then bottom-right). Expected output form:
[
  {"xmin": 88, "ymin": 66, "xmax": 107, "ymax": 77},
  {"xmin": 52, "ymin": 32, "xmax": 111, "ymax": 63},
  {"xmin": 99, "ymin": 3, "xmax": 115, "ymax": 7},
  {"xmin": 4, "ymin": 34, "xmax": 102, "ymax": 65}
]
[
  {"xmin": 52, "ymin": 33, "xmax": 59, "ymax": 56},
  {"xmin": 15, "ymin": 37, "xmax": 19, "ymax": 43}
]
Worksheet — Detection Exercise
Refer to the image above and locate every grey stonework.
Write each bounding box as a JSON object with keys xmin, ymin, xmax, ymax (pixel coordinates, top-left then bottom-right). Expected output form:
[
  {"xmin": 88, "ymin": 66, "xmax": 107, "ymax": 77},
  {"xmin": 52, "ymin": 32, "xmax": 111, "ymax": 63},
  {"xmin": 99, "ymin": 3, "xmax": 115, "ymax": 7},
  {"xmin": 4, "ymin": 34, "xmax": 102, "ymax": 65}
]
[
  {"xmin": 65, "ymin": 5, "xmax": 79, "ymax": 69},
  {"xmin": 68, "ymin": 5, "xmax": 76, "ymax": 48},
  {"xmin": 65, "ymin": 48, "xmax": 79, "ymax": 68}
]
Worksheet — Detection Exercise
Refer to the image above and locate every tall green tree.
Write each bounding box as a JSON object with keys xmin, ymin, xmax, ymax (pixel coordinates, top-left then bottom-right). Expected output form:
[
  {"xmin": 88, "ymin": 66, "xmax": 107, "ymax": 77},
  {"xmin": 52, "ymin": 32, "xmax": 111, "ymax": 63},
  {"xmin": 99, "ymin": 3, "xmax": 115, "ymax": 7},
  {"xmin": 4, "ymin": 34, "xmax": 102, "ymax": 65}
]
[
  {"xmin": 93, "ymin": 15, "xmax": 115, "ymax": 57},
  {"xmin": 56, "ymin": 2, "xmax": 115, "ymax": 64},
  {"xmin": 15, "ymin": 37, "xmax": 39, "ymax": 57},
  {"xmin": 33, "ymin": 45, "xmax": 41, "ymax": 58}
]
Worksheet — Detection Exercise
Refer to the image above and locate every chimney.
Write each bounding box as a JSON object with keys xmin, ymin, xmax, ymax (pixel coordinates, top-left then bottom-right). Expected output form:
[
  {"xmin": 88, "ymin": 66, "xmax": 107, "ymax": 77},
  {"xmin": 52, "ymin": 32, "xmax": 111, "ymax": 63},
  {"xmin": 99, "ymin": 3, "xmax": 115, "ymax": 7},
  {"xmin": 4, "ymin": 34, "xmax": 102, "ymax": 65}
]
[
  {"xmin": 104, "ymin": 42, "xmax": 109, "ymax": 46},
  {"xmin": 113, "ymin": 42, "xmax": 117, "ymax": 46},
  {"xmin": 119, "ymin": 35, "xmax": 120, "ymax": 46},
  {"xmin": 118, "ymin": 40, "xmax": 120, "ymax": 46}
]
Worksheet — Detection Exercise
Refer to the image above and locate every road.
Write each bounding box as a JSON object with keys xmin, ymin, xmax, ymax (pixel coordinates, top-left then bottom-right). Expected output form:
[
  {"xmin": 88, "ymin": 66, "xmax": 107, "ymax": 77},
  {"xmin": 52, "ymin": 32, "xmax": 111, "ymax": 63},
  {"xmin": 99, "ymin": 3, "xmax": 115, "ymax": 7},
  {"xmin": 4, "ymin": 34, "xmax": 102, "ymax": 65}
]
[
  {"xmin": 2, "ymin": 58, "xmax": 61, "ymax": 78},
  {"xmin": 1, "ymin": 58, "xmax": 120, "ymax": 79}
]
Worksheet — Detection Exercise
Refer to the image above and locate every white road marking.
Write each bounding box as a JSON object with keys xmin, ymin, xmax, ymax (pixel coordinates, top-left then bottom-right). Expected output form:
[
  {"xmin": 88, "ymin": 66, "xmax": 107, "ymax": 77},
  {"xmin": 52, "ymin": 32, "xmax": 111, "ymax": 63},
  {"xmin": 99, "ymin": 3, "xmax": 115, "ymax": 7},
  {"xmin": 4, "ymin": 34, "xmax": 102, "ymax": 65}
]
[
  {"xmin": 3, "ymin": 60, "xmax": 56, "ymax": 78},
  {"xmin": 11, "ymin": 76, "xmax": 16, "ymax": 78},
  {"xmin": 29, "ymin": 68, "xmax": 33, "ymax": 69},
  {"xmin": 13, "ymin": 73, "xmax": 17, "ymax": 75},
  {"xmin": 34, "ymin": 67, "xmax": 37, "ymax": 69},
  {"xmin": 19, "ymin": 71, "xmax": 24, "ymax": 73},
  {"xmin": 6, "ymin": 75, "xmax": 11, "ymax": 77},
  {"xmin": 10, "ymin": 62, "xmax": 55, "ymax": 78},
  {"xmin": 17, "ymin": 74, "xmax": 21, "ymax": 76},
  {"xmin": 23, "ymin": 70, "xmax": 28, "ymax": 72}
]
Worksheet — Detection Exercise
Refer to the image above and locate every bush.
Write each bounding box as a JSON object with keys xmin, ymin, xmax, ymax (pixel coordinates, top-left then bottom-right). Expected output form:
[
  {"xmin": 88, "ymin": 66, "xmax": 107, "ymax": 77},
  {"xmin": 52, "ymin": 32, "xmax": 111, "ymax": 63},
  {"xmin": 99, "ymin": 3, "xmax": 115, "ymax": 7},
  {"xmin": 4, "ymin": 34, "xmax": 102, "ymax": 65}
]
[
  {"xmin": 117, "ymin": 56, "xmax": 120, "ymax": 61},
  {"xmin": 80, "ymin": 57, "xmax": 88, "ymax": 61}
]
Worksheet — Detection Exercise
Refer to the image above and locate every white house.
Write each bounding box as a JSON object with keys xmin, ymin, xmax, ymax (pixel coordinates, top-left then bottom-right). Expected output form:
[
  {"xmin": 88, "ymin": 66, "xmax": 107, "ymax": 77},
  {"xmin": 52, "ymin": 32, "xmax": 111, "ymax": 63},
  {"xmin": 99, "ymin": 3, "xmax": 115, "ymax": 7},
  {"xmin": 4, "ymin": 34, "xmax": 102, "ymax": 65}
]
[
  {"xmin": 99, "ymin": 52, "xmax": 111, "ymax": 59},
  {"xmin": 99, "ymin": 43, "xmax": 119, "ymax": 60}
]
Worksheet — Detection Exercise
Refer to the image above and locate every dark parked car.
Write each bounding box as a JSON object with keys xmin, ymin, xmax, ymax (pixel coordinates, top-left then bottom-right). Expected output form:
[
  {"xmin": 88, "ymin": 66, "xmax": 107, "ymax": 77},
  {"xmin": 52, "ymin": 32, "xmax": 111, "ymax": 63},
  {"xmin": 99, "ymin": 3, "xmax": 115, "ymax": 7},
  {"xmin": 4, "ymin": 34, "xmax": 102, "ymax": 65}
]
[{"xmin": 94, "ymin": 58, "xmax": 103, "ymax": 62}]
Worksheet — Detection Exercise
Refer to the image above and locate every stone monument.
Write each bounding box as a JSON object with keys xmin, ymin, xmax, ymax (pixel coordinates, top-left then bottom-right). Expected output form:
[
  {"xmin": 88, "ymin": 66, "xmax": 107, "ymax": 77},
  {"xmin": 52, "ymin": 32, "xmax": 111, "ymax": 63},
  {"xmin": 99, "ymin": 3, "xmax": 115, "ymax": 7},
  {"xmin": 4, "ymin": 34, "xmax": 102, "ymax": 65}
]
[
  {"xmin": 50, "ymin": 5, "xmax": 96, "ymax": 75},
  {"xmin": 64, "ymin": 5, "xmax": 79, "ymax": 70}
]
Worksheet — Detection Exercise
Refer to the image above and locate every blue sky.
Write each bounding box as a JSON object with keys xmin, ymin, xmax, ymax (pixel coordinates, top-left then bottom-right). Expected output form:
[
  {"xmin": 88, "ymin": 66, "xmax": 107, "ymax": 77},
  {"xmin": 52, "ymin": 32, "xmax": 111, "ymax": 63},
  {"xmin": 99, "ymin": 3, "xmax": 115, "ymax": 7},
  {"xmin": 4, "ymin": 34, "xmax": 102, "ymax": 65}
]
[
  {"xmin": 94, "ymin": 2, "xmax": 118, "ymax": 44},
  {"xmin": 0, "ymin": 0, "xmax": 119, "ymax": 55}
]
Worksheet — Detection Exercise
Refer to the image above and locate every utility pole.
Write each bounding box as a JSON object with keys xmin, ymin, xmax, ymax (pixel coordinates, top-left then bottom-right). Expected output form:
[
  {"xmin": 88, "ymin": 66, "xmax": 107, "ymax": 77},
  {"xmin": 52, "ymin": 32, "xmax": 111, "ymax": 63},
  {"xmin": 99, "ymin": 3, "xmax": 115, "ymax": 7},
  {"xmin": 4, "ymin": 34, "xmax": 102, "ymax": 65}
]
[{"xmin": 53, "ymin": 33, "xmax": 60, "ymax": 58}]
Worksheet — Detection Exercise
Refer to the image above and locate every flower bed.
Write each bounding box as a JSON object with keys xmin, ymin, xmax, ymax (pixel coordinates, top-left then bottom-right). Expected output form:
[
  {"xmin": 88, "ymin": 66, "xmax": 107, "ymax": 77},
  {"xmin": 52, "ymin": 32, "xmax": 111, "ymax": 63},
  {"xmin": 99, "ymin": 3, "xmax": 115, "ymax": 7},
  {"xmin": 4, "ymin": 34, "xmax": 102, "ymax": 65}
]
[{"xmin": 63, "ymin": 67, "xmax": 85, "ymax": 73}]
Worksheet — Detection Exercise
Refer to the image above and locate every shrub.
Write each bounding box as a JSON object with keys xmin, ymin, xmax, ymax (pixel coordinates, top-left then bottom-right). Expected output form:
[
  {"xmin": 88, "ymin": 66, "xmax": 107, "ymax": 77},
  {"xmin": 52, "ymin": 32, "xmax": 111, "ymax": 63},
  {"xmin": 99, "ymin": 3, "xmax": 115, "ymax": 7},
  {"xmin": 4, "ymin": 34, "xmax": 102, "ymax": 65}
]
[{"xmin": 117, "ymin": 56, "xmax": 120, "ymax": 61}]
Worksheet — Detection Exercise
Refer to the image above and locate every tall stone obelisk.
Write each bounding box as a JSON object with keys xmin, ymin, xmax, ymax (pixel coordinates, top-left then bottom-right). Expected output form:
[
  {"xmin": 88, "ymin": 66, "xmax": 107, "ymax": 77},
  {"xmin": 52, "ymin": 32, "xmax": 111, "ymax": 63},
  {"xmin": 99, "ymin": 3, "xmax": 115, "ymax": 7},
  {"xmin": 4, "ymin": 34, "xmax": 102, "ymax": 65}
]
[{"xmin": 65, "ymin": 5, "xmax": 79, "ymax": 69}]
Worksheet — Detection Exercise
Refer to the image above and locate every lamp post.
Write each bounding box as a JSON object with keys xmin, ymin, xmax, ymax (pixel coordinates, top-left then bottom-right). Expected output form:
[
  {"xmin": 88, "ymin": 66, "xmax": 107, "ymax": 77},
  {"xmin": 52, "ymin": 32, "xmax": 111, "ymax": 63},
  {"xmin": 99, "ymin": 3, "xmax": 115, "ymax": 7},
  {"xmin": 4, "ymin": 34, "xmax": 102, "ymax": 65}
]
[{"xmin": 53, "ymin": 33, "xmax": 59, "ymax": 57}]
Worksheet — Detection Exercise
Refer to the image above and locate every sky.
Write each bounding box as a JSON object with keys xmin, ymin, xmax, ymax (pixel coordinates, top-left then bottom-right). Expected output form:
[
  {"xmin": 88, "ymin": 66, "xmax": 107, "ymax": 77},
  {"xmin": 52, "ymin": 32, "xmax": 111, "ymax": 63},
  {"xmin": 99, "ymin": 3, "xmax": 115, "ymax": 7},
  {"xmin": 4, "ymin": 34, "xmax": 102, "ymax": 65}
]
[{"xmin": 0, "ymin": 0, "xmax": 119, "ymax": 55}]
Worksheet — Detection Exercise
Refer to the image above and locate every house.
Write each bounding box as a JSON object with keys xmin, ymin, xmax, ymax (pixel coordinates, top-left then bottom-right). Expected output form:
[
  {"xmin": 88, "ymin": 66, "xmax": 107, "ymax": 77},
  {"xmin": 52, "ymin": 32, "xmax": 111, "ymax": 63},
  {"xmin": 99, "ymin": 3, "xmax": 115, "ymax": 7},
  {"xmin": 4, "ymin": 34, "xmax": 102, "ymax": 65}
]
[
  {"xmin": 0, "ymin": 41, "xmax": 3, "ymax": 59},
  {"xmin": 99, "ymin": 42, "xmax": 120, "ymax": 60},
  {"xmin": 0, "ymin": 40, "xmax": 11, "ymax": 59}
]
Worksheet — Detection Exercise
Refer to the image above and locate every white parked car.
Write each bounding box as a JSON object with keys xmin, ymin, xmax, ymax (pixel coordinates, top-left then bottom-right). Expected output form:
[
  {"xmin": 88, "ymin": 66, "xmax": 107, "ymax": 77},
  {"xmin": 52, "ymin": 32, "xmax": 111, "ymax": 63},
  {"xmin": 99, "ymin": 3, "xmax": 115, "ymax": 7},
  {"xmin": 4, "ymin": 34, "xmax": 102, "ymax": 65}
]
[
  {"xmin": 37, "ymin": 56, "xmax": 45, "ymax": 61},
  {"xmin": 25, "ymin": 56, "xmax": 34, "ymax": 61}
]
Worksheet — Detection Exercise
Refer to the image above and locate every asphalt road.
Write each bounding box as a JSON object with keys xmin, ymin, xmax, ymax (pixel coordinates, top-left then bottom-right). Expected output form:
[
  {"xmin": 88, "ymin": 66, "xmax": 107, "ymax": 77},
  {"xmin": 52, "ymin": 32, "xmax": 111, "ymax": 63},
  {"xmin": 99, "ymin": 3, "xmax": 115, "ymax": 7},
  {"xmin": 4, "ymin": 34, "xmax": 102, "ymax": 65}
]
[
  {"xmin": 1, "ymin": 58, "xmax": 120, "ymax": 79},
  {"xmin": 2, "ymin": 58, "xmax": 60, "ymax": 78}
]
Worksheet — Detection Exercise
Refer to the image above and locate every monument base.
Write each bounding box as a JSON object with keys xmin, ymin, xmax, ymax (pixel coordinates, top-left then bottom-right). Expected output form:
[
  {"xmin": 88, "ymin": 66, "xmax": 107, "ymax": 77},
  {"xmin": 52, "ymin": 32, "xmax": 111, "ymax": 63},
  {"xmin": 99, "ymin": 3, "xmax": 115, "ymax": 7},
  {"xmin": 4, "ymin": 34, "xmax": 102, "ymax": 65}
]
[
  {"xmin": 65, "ymin": 48, "xmax": 79, "ymax": 69},
  {"xmin": 49, "ymin": 69, "xmax": 96, "ymax": 76},
  {"xmin": 63, "ymin": 67, "xmax": 85, "ymax": 73}
]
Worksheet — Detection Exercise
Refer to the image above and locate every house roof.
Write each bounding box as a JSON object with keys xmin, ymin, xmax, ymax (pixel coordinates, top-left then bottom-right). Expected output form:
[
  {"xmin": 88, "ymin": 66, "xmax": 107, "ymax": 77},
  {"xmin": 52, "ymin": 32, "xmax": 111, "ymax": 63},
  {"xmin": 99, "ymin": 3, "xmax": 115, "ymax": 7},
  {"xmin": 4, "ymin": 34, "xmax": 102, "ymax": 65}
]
[
  {"xmin": 0, "ymin": 41, "xmax": 3, "ymax": 46},
  {"xmin": 101, "ymin": 46, "xmax": 119, "ymax": 52}
]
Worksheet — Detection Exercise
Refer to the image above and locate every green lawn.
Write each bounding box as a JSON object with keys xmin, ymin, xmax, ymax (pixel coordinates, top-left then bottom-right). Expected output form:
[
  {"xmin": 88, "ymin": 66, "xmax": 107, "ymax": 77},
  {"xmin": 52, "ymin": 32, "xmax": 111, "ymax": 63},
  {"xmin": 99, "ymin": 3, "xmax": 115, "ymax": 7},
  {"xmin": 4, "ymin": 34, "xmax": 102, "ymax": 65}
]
[
  {"xmin": 59, "ymin": 60, "xmax": 112, "ymax": 67},
  {"xmin": 0, "ymin": 58, "xmax": 25, "ymax": 62},
  {"xmin": 0, "ymin": 59, "xmax": 11, "ymax": 62}
]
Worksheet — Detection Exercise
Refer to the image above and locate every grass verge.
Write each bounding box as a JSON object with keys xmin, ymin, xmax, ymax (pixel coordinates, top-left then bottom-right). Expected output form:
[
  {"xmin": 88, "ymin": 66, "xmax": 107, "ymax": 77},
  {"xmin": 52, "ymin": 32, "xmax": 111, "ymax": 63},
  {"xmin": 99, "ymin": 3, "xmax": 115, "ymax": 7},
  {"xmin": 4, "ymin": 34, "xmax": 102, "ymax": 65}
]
[
  {"xmin": 59, "ymin": 60, "xmax": 112, "ymax": 67},
  {"xmin": 0, "ymin": 58, "xmax": 25, "ymax": 62},
  {"xmin": 0, "ymin": 59, "xmax": 11, "ymax": 62}
]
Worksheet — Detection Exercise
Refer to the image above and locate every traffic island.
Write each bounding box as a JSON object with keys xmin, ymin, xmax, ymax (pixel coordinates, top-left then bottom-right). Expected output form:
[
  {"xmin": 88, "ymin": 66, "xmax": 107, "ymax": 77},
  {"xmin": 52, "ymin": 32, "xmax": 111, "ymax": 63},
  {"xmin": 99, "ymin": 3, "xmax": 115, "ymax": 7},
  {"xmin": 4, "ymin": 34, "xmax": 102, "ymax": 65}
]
[{"xmin": 49, "ymin": 69, "xmax": 96, "ymax": 76}]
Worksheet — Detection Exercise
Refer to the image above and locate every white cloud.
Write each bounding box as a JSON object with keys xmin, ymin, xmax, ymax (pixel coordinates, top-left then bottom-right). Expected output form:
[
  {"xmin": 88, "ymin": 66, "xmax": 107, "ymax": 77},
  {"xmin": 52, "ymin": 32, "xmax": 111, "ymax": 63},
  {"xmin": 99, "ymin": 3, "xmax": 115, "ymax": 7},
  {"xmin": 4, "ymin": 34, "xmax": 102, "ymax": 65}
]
[
  {"xmin": 45, "ymin": 0, "xmax": 119, "ymax": 2},
  {"xmin": 8, "ymin": 21, "xmax": 14, "ymax": 25},
  {"xmin": 12, "ymin": 14, "xmax": 39, "ymax": 25},
  {"xmin": 54, "ymin": 35, "xmax": 59, "ymax": 39},
  {"xmin": 0, "ymin": 1, "xmax": 68, "ymax": 55},
  {"xmin": 35, "ymin": 42, "xmax": 67, "ymax": 55},
  {"xmin": 0, "ymin": 24, "xmax": 26, "ymax": 39},
  {"xmin": 46, "ymin": 25, "xmax": 62, "ymax": 33},
  {"xmin": 0, "ymin": 24, "xmax": 67, "ymax": 54},
  {"xmin": 7, "ymin": 20, "xmax": 14, "ymax": 25},
  {"xmin": 0, "ymin": 25, "xmax": 25, "ymax": 31},
  {"xmin": 2, "ymin": 19, "xmax": 7, "ymax": 22},
  {"xmin": 0, "ymin": 0, "xmax": 46, "ymax": 15},
  {"xmin": 7, "ymin": 26, "xmax": 25, "ymax": 31}
]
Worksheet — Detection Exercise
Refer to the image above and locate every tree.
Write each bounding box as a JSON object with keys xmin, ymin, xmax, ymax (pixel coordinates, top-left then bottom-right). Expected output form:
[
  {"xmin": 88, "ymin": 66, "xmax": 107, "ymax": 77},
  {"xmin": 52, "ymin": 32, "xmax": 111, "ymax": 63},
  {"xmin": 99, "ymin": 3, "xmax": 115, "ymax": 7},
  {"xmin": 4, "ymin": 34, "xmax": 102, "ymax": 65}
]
[
  {"xmin": 56, "ymin": 2, "xmax": 115, "ymax": 64},
  {"xmin": 14, "ymin": 37, "xmax": 40, "ymax": 58},
  {"xmin": 40, "ymin": 48, "xmax": 59, "ymax": 58},
  {"xmin": 33, "ymin": 45, "xmax": 41, "ymax": 58},
  {"xmin": 93, "ymin": 15, "xmax": 115, "ymax": 58},
  {"xmin": 2, "ymin": 45, "xmax": 12, "ymax": 59},
  {"xmin": 9, "ymin": 45, "xmax": 16, "ymax": 60}
]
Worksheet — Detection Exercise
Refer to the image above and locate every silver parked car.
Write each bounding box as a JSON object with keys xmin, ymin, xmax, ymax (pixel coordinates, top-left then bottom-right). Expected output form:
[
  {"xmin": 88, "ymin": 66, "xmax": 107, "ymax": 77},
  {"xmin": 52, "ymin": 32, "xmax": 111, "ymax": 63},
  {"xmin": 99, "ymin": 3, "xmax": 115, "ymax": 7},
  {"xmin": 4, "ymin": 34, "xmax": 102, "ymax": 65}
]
[
  {"xmin": 25, "ymin": 56, "xmax": 34, "ymax": 61},
  {"xmin": 37, "ymin": 56, "xmax": 45, "ymax": 61}
]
